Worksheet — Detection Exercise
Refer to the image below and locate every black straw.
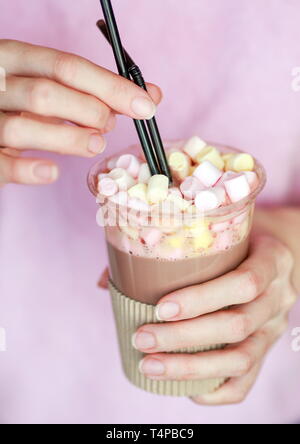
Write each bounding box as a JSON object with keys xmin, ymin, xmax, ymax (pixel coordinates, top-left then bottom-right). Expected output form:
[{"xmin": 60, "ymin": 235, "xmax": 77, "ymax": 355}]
[
  {"xmin": 99, "ymin": 0, "xmax": 161, "ymax": 176},
  {"xmin": 97, "ymin": 19, "xmax": 172, "ymax": 182}
]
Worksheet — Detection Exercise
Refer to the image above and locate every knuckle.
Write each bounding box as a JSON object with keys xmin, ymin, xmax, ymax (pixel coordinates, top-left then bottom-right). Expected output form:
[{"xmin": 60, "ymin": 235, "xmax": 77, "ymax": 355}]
[
  {"xmin": 232, "ymin": 350, "xmax": 253, "ymax": 376},
  {"xmin": 108, "ymin": 77, "xmax": 131, "ymax": 101},
  {"xmin": 2, "ymin": 116, "xmax": 24, "ymax": 146},
  {"xmin": 90, "ymin": 102, "xmax": 110, "ymax": 128},
  {"xmin": 229, "ymin": 311, "xmax": 253, "ymax": 342},
  {"xmin": 53, "ymin": 53, "xmax": 80, "ymax": 83},
  {"xmin": 27, "ymin": 79, "xmax": 54, "ymax": 113},
  {"xmin": 281, "ymin": 287, "xmax": 298, "ymax": 313},
  {"xmin": 243, "ymin": 269, "xmax": 260, "ymax": 298},
  {"xmin": 275, "ymin": 241, "xmax": 294, "ymax": 272}
]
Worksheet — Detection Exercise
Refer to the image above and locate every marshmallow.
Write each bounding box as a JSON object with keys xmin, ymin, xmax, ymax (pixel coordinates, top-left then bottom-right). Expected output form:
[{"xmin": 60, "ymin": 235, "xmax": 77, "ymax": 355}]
[
  {"xmin": 140, "ymin": 228, "xmax": 162, "ymax": 247},
  {"xmin": 98, "ymin": 173, "xmax": 108, "ymax": 181},
  {"xmin": 180, "ymin": 176, "xmax": 204, "ymax": 200},
  {"xmin": 127, "ymin": 198, "xmax": 149, "ymax": 212},
  {"xmin": 211, "ymin": 220, "xmax": 231, "ymax": 232},
  {"xmin": 116, "ymin": 154, "xmax": 140, "ymax": 178},
  {"xmin": 193, "ymin": 230, "xmax": 213, "ymax": 250},
  {"xmin": 226, "ymin": 153, "xmax": 255, "ymax": 172},
  {"xmin": 109, "ymin": 191, "xmax": 129, "ymax": 206},
  {"xmin": 238, "ymin": 218, "xmax": 250, "ymax": 241},
  {"xmin": 109, "ymin": 168, "xmax": 135, "ymax": 191},
  {"xmin": 183, "ymin": 136, "xmax": 207, "ymax": 161},
  {"xmin": 218, "ymin": 170, "xmax": 238, "ymax": 186},
  {"xmin": 196, "ymin": 146, "xmax": 225, "ymax": 170},
  {"xmin": 166, "ymin": 235, "xmax": 185, "ymax": 249},
  {"xmin": 168, "ymin": 151, "xmax": 191, "ymax": 180},
  {"xmin": 166, "ymin": 193, "xmax": 191, "ymax": 211},
  {"xmin": 107, "ymin": 156, "xmax": 118, "ymax": 170},
  {"xmin": 147, "ymin": 174, "xmax": 169, "ymax": 204},
  {"xmin": 215, "ymin": 231, "xmax": 233, "ymax": 251},
  {"xmin": 168, "ymin": 187, "xmax": 183, "ymax": 198},
  {"xmin": 224, "ymin": 173, "xmax": 251, "ymax": 203},
  {"xmin": 243, "ymin": 171, "xmax": 258, "ymax": 189},
  {"xmin": 98, "ymin": 177, "xmax": 118, "ymax": 197},
  {"xmin": 232, "ymin": 210, "xmax": 249, "ymax": 225},
  {"xmin": 138, "ymin": 163, "xmax": 151, "ymax": 184},
  {"xmin": 184, "ymin": 220, "xmax": 210, "ymax": 237},
  {"xmin": 120, "ymin": 225, "xmax": 139, "ymax": 241},
  {"xmin": 194, "ymin": 188, "xmax": 223, "ymax": 212},
  {"xmin": 193, "ymin": 161, "xmax": 223, "ymax": 187},
  {"xmin": 128, "ymin": 183, "xmax": 148, "ymax": 202}
]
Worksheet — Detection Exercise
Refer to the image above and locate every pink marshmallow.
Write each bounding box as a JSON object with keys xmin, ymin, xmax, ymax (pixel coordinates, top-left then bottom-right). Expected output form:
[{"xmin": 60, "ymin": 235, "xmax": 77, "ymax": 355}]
[
  {"xmin": 193, "ymin": 160, "xmax": 223, "ymax": 187},
  {"xmin": 169, "ymin": 187, "xmax": 184, "ymax": 198},
  {"xmin": 180, "ymin": 176, "xmax": 204, "ymax": 200},
  {"xmin": 194, "ymin": 188, "xmax": 223, "ymax": 211},
  {"xmin": 98, "ymin": 177, "xmax": 118, "ymax": 197},
  {"xmin": 215, "ymin": 231, "xmax": 234, "ymax": 251},
  {"xmin": 217, "ymin": 171, "xmax": 238, "ymax": 187},
  {"xmin": 224, "ymin": 174, "xmax": 251, "ymax": 203},
  {"xmin": 140, "ymin": 228, "xmax": 162, "ymax": 247},
  {"xmin": 243, "ymin": 171, "xmax": 258, "ymax": 190},
  {"xmin": 211, "ymin": 220, "xmax": 231, "ymax": 232},
  {"xmin": 116, "ymin": 154, "xmax": 140, "ymax": 178},
  {"xmin": 232, "ymin": 210, "xmax": 249, "ymax": 225}
]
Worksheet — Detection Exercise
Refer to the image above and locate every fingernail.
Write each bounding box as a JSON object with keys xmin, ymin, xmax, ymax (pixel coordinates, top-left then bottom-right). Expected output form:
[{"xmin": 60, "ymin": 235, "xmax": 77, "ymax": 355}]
[
  {"xmin": 131, "ymin": 97, "xmax": 156, "ymax": 119},
  {"xmin": 156, "ymin": 302, "xmax": 180, "ymax": 320},
  {"xmin": 88, "ymin": 133, "xmax": 105, "ymax": 154},
  {"xmin": 132, "ymin": 331, "xmax": 156, "ymax": 350},
  {"xmin": 105, "ymin": 114, "xmax": 116, "ymax": 131},
  {"xmin": 139, "ymin": 358, "xmax": 165, "ymax": 376},
  {"xmin": 33, "ymin": 163, "xmax": 58, "ymax": 183}
]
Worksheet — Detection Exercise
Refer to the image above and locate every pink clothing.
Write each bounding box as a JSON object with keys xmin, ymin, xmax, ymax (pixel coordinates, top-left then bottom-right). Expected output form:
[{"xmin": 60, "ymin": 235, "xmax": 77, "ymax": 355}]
[{"xmin": 0, "ymin": 0, "xmax": 300, "ymax": 424}]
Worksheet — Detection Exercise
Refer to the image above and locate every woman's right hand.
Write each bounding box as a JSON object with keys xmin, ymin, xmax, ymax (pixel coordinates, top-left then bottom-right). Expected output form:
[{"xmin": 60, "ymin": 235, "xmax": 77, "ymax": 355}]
[{"xmin": 0, "ymin": 40, "xmax": 162, "ymax": 186}]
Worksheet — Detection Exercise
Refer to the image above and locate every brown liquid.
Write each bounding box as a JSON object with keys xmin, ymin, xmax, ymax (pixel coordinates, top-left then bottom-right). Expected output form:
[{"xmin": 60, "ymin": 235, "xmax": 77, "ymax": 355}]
[{"xmin": 107, "ymin": 238, "xmax": 249, "ymax": 304}]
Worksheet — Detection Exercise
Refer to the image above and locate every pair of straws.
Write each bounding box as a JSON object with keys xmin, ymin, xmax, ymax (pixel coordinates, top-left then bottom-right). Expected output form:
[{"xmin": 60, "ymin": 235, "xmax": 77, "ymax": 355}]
[{"xmin": 98, "ymin": 0, "xmax": 172, "ymax": 182}]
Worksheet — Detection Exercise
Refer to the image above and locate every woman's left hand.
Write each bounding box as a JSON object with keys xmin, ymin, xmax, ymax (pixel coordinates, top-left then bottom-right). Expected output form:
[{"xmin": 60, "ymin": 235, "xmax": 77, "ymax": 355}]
[{"xmin": 132, "ymin": 234, "xmax": 297, "ymax": 405}]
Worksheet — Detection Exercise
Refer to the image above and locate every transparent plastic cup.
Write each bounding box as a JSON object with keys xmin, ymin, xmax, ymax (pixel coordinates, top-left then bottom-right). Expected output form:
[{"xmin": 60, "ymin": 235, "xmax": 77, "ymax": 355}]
[{"xmin": 88, "ymin": 140, "xmax": 266, "ymax": 396}]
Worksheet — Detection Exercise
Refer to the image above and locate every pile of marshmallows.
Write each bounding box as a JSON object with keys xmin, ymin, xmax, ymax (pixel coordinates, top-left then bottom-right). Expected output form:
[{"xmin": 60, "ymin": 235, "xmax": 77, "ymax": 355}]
[{"xmin": 98, "ymin": 136, "xmax": 258, "ymax": 213}]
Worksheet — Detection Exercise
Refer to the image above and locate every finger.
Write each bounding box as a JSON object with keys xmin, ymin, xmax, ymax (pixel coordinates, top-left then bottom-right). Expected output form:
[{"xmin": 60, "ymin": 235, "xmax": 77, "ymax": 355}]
[
  {"xmin": 98, "ymin": 268, "xmax": 109, "ymax": 289},
  {"xmin": 146, "ymin": 83, "xmax": 163, "ymax": 105},
  {"xmin": 155, "ymin": 235, "xmax": 279, "ymax": 322},
  {"xmin": 0, "ymin": 153, "xmax": 58, "ymax": 185},
  {"xmin": 133, "ymin": 285, "xmax": 283, "ymax": 353},
  {"xmin": 139, "ymin": 329, "xmax": 270, "ymax": 381},
  {"xmin": 191, "ymin": 315, "xmax": 287, "ymax": 405},
  {"xmin": 0, "ymin": 76, "xmax": 115, "ymax": 132},
  {"xmin": 1, "ymin": 40, "xmax": 157, "ymax": 120},
  {"xmin": 0, "ymin": 114, "xmax": 106, "ymax": 157}
]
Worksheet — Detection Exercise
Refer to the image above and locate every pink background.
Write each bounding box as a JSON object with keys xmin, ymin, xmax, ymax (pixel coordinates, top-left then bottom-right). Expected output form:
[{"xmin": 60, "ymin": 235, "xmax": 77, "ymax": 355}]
[{"xmin": 0, "ymin": 0, "xmax": 300, "ymax": 424}]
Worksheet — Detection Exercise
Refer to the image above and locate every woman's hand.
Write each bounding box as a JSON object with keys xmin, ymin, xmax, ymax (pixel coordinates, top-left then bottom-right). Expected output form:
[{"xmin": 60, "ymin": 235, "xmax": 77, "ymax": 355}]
[
  {"xmin": 0, "ymin": 40, "xmax": 161, "ymax": 186},
  {"xmin": 132, "ymin": 233, "xmax": 297, "ymax": 405}
]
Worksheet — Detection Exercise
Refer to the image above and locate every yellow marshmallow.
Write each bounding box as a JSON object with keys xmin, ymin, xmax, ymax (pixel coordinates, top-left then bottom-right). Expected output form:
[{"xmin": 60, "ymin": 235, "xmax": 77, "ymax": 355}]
[
  {"xmin": 166, "ymin": 235, "xmax": 185, "ymax": 248},
  {"xmin": 184, "ymin": 220, "xmax": 210, "ymax": 237},
  {"xmin": 128, "ymin": 183, "xmax": 148, "ymax": 202},
  {"xmin": 147, "ymin": 175, "xmax": 169, "ymax": 204},
  {"xmin": 168, "ymin": 151, "xmax": 191, "ymax": 180},
  {"xmin": 226, "ymin": 153, "xmax": 255, "ymax": 172},
  {"xmin": 193, "ymin": 230, "xmax": 213, "ymax": 250},
  {"xmin": 196, "ymin": 146, "xmax": 225, "ymax": 170},
  {"xmin": 120, "ymin": 225, "xmax": 139, "ymax": 240},
  {"xmin": 166, "ymin": 194, "xmax": 191, "ymax": 211},
  {"xmin": 183, "ymin": 136, "xmax": 207, "ymax": 161},
  {"xmin": 238, "ymin": 218, "xmax": 250, "ymax": 241}
]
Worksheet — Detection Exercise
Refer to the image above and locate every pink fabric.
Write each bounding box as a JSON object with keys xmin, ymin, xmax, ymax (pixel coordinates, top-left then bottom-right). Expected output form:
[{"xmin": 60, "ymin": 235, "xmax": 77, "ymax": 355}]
[{"xmin": 0, "ymin": 0, "xmax": 300, "ymax": 424}]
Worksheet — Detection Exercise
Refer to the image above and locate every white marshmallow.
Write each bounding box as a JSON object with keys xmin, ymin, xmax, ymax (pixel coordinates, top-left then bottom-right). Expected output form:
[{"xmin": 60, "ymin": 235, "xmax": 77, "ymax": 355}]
[
  {"xmin": 194, "ymin": 188, "xmax": 223, "ymax": 211},
  {"xmin": 98, "ymin": 177, "xmax": 118, "ymax": 197},
  {"xmin": 224, "ymin": 174, "xmax": 251, "ymax": 203},
  {"xmin": 168, "ymin": 151, "xmax": 191, "ymax": 180},
  {"xmin": 109, "ymin": 168, "xmax": 135, "ymax": 191},
  {"xmin": 183, "ymin": 136, "xmax": 207, "ymax": 161},
  {"xmin": 128, "ymin": 183, "xmax": 148, "ymax": 202},
  {"xmin": 116, "ymin": 154, "xmax": 140, "ymax": 178},
  {"xmin": 168, "ymin": 187, "xmax": 183, "ymax": 198},
  {"xmin": 138, "ymin": 163, "xmax": 151, "ymax": 184},
  {"xmin": 218, "ymin": 170, "xmax": 237, "ymax": 186},
  {"xmin": 127, "ymin": 198, "xmax": 149, "ymax": 212},
  {"xmin": 166, "ymin": 193, "xmax": 191, "ymax": 211},
  {"xmin": 109, "ymin": 191, "xmax": 128, "ymax": 206},
  {"xmin": 213, "ymin": 186, "xmax": 227, "ymax": 205},
  {"xmin": 140, "ymin": 228, "xmax": 162, "ymax": 247},
  {"xmin": 180, "ymin": 176, "xmax": 204, "ymax": 200},
  {"xmin": 107, "ymin": 156, "xmax": 118, "ymax": 170},
  {"xmin": 193, "ymin": 161, "xmax": 223, "ymax": 187},
  {"xmin": 243, "ymin": 171, "xmax": 258, "ymax": 189},
  {"xmin": 147, "ymin": 175, "xmax": 169, "ymax": 204},
  {"xmin": 211, "ymin": 221, "xmax": 231, "ymax": 232}
]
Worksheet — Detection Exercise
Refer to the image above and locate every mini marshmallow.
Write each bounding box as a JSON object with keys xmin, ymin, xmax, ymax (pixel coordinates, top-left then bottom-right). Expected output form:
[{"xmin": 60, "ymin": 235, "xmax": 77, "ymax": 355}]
[
  {"xmin": 128, "ymin": 183, "xmax": 148, "ymax": 202},
  {"xmin": 168, "ymin": 187, "xmax": 183, "ymax": 198},
  {"xmin": 232, "ymin": 211, "xmax": 248, "ymax": 225},
  {"xmin": 196, "ymin": 146, "xmax": 225, "ymax": 170},
  {"xmin": 140, "ymin": 228, "xmax": 162, "ymax": 247},
  {"xmin": 183, "ymin": 136, "xmax": 207, "ymax": 161},
  {"xmin": 180, "ymin": 176, "xmax": 204, "ymax": 200},
  {"xmin": 138, "ymin": 163, "xmax": 151, "ymax": 184},
  {"xmin": 107, "ymin": 156, "xmax": 119, "ymax": 170},
  {"xmin": 184, "ymin": 220, "xmax": 210, "ymax": 237},
  {"xmin": 193, "ymin": 230, "xmax": 213, "ymax": 250},
  {"xmin": 109, "ymin": 168, "xmax": 135, "ymax": 191},
  {"xmin": 224, "ymin": 173, "xmax": 251, "ymax": 203},
  {"xmin": 127, "ymin": 198, "xmax": 149, "ymax": 212},
  {"xmin": 98, "ymin": 173, "xmax": 108, "ymax": 181},
  {"xmin": 194, "ymin": 188, "xmax": 223, "ymax": 212},
  {"xmin": 147, "ymin": 174, "xmax": 169, "ymax": 204},
  {"xmin": 168, "ymin": 151, "xmax": 191, "ymax": 180},
  {"xmin": 166, "ymin": 235, "xmax": 185, "ymax": 249},
  {"xmin": 214, "ymin": 186, "xmax": 227, "ymax": 204},
  {"xmin": 226, "ymin": 153, "xmax": 255, "ymax": 172},
  {"xmin": 109, "ymin": 191, "xmax": 129, "ymax": 206},
  {"xmin": 116, "ymin": 154, "xmax": 140, "ymax": 178},
  {"xmin": 166, "ymin": 194, "xmax": 191, "ymax": 211},
  {"xmin": 211, "ymin": 220, "xmax": 231, "ymax": 232},
  {"xmin": 215, "ymin": 231, "xmax": 233, "ymax": 251},
  {"xmin": 120, "ymin": 225, "xmax": 139, "ymax": 241},
  {"xmin": 243, "ymin": 171, "xmax": 258, "ymax": 189},
  {"xmin": 193, "ymin": 161, "xmax": 223, "ymax": 187},
  {"xmin": 98, "ymin": 177, "xmax": 118, "ymax": 197}
]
